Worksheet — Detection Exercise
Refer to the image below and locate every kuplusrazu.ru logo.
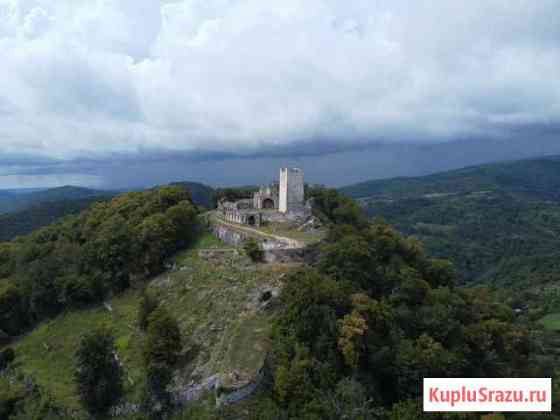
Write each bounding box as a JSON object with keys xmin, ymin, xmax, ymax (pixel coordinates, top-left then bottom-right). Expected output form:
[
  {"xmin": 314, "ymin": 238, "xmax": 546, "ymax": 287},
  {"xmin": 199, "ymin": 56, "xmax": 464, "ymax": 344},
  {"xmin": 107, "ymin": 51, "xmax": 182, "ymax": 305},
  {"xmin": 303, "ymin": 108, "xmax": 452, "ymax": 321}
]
[{"xmin": 424, "ymin": 378, "xmax": 551, "ymax": 412}]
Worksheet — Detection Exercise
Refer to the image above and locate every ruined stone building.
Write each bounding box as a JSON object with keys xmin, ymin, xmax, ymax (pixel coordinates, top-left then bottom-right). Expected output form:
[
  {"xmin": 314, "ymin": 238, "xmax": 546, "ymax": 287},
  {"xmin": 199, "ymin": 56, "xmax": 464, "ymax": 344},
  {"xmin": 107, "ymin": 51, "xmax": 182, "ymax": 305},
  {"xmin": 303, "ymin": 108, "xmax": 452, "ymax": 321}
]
[
  {"xmin": 218, "ymin": 168, "xmax": 309, "ymax": 226},
  {"xmin": 220, "ymin": 200, "xmax": 263, "ymax": 227}
]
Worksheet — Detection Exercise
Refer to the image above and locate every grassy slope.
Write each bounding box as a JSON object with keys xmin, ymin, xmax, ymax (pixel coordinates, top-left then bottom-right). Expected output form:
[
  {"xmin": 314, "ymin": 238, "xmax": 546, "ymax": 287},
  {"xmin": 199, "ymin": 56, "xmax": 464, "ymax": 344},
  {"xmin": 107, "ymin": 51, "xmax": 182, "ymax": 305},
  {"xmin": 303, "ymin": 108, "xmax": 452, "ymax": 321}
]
[
  {"xmin": 13, "ymin": 290, "xmax": 143, "ymax": 410},
  {"xmin": 9, "ymin": 231, "xmax": 293, "ymax": 415}
]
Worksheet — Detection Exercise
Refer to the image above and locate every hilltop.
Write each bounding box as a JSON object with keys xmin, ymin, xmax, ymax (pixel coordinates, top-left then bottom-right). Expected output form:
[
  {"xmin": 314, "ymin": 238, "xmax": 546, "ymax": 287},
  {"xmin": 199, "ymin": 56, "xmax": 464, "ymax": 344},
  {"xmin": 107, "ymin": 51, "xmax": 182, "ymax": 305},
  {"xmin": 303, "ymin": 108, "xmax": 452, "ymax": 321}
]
[
  {"xmin": 0, "ymin": 184, "xmax": 319, "ymax": 418},
  {"xmin": 0, "ymin": 184, "xmax": 554, "ymax": 419}
]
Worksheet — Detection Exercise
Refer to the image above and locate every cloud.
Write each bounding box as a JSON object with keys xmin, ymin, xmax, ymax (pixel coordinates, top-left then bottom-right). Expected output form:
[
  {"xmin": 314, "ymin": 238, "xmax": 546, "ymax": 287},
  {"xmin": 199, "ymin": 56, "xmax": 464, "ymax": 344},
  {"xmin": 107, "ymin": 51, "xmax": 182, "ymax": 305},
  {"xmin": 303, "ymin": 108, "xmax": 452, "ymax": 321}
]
[{"xmin": 0, "ymin": 0, "xmax": 559, "ymax": 186}]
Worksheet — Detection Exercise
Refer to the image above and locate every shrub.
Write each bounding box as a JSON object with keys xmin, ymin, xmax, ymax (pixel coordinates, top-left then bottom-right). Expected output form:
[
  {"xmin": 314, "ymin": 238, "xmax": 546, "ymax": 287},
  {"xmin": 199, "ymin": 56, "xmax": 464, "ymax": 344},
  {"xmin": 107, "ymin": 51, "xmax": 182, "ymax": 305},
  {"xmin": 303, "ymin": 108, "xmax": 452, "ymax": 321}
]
[
  {"xmin": 0, "ymin": 347, "xmax": 15, "ymax": 371},
  {"xmin": 74, "ymin": 327, "xmax": 123, "ymax": 415},
  {"xmin": 143, "ymin": 308, "xmax": 183, "ymax": 411},
  {"xmin": 244, "ymin": 238, "xmax": 263, "ymax": 262},
  {"xmin": 138, "ymin": 290, "xmax": 159, "ymax": 331}
]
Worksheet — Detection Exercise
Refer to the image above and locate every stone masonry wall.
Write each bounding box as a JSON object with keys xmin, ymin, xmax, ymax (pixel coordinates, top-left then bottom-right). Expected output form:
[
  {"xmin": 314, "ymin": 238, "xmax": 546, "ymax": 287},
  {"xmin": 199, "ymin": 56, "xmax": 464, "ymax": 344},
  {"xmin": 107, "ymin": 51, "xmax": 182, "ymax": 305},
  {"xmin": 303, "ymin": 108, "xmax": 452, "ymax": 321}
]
[
  {"xmin": 279, "ymin": 168, "xmax": 304, "ymax": 213},
  {"xmin": 287, "ymin": 168, "xmax": 304, "ymax": 212},
  {"xmin": 215, "ymin": 369, "xmax": 266, "ymax": 407}
]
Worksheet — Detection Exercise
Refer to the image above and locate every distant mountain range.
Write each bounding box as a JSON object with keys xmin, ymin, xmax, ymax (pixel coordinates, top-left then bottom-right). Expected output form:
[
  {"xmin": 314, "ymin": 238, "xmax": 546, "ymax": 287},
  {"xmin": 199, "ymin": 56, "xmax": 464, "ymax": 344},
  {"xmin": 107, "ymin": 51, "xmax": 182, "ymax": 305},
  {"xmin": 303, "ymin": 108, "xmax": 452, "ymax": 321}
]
[
  {"xmin": 340, "ymin": 155, "xmax": 560, "ymax": 200},
  {"xmin": 340, "ymin": 155, "xmax": 560, "ymax": 287}
]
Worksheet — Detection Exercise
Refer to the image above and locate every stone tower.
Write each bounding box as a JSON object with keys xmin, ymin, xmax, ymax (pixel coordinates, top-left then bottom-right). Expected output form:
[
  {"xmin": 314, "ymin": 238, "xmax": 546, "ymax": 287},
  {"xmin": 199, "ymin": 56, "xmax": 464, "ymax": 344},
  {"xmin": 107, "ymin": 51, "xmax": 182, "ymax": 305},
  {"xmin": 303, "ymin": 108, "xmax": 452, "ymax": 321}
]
[{"xmin": 279, "ymin": 167, "xmax": 304, "ymax": 213}]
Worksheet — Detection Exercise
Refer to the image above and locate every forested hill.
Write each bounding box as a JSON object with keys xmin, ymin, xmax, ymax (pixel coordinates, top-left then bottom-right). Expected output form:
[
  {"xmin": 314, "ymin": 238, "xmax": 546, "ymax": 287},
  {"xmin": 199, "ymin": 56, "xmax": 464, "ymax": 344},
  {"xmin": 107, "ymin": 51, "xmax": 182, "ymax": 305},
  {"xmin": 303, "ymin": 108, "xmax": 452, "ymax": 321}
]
[
  {"xmin": 0, "ymin": 186, "xmax": 112, "ymax": 214},
  {"xmin": 340, "ymin": 156, "xmax": 560, "ymax": 287},
  {"xmin": 2, "ymin": 187, "xmax": 546, "ymax": 420},
  {"xmin": 0, "ymin": 197, "xmax": 111, "ymax": 242},
  {"xmin": 0, "ymin": 182, "xmax": 215, "ymax": 241},
  {"xmin": 170, "ymin": 181, "xmax": 215, "ymax": 209},
  {"xmin": 340, "ymin": 155, "xmax": 560, "ymax": 200},
  {"xmin": 0, "ymin": 185, "xmax": 199, "ymax": 340}
]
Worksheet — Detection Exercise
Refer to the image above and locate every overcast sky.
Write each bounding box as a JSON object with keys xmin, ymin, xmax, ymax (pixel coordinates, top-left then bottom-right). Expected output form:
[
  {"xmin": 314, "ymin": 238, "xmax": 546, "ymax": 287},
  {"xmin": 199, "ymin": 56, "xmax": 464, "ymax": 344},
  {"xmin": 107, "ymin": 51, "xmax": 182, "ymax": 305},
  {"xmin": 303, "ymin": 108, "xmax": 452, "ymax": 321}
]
[{"xmin": 0, "ymin": 0, "xmax": 559, "ymax": 188}]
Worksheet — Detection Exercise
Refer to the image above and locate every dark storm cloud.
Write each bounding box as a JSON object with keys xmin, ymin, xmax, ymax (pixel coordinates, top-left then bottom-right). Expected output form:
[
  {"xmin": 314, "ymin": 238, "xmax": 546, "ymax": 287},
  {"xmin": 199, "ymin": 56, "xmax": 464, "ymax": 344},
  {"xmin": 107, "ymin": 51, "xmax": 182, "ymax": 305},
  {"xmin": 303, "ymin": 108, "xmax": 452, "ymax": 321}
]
[
  {"xmin": 0, "ymin": 1, "xmax": 559, "ymax": 187},
  {"xmin": 4, "ymin": 134, "xmax": 560, "ymax": 190}
]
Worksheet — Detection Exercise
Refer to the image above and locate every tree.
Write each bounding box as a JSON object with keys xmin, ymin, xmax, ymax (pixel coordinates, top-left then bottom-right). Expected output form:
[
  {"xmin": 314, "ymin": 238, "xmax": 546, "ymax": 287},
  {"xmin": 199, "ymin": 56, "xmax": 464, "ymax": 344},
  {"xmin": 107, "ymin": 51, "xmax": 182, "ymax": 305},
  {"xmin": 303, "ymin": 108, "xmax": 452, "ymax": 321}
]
[
  {"xmin": 138, "ymin": 290, "xmax": 159, "ymax": 331},
  {"xmin": 82, "ymin": 213, "xmax": 133, "ymax": 292},
  {"xmin": 306, "ymin": 186, "xmax": 367, "ymax": 227},
  {"xmin": 137, "ymin": 214, "xmax": 176, "ymax": 276},
  {"xmin": 395, "ymin": 334, "xmax": 460, "ymax": 399},
  {"xmin": 337, "ymin": 311, "xmax": 368, "ymax": 369},
  {"xmin": 0, "ymin": 376, "xmax": 26, "ymax": 420},
  {"xmin": 0, "ymin": 284, "xmax": 29, "ymax": 336},
  {"xmin": 244, "ymin": 238, "xmax": 264, "ymax": 262},
  {"xmin": 322, "ymin": 378, "xmax": 385, "ymax": 420},
  {"xmin": 145, "ymin": 308, "xmax": 182, "ymax": 367},
  {"xmin": 274, "ymin": 344, "xmax": 314, "ymax": 406},
  {"xmin": 10, "ymin": 391, "xmax": 63, "ymax": 420},
  {"xmin": 0, "ymin": 347, "xmax": 15, "ymax": 371},
  {"xmin": 319, "ymin": 233, "xmax": 374, "ymax": 291},
  {"xmin": 74, "ymin": 327, "xmax": 123, "ymax": 415},
  {"xmin": 143, "ymin": 308, "xmax": 182, "ymax": 410},
  {"xmin": 166, "ymin": 202, "xmax": 198, "ymax": 248},
  {"xmin": 0, "ymin": 243, "xmax": 16, "ymax": 278}
]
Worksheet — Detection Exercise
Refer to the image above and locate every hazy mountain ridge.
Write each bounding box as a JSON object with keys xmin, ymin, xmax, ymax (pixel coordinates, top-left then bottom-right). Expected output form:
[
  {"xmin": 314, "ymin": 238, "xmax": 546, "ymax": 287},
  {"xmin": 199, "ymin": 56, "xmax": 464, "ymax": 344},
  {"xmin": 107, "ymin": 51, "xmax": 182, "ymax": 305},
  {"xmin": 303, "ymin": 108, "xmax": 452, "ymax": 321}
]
[
  {"xmin": 0, "ymin": 186, "xmax": 112, "ymax": 215},
  {"xmin": 340, "ymin": 155, "xmax": 560, "ymax": 200}
]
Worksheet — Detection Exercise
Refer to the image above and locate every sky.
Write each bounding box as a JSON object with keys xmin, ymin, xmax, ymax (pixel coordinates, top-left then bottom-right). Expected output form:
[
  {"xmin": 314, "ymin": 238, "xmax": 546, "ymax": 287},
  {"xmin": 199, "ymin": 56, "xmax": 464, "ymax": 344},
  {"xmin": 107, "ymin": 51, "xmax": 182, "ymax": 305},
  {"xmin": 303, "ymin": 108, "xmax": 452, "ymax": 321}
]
[{"xmin": 0, "ymin": 0, "xmax": 559, "ymax": 188}]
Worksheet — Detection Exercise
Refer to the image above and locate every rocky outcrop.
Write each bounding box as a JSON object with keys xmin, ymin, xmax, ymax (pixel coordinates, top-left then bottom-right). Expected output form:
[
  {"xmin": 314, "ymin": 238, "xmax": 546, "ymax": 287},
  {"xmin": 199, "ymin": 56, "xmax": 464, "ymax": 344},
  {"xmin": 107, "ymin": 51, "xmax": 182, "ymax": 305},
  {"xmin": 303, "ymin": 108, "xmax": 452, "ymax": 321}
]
[
  {"xmin": 215, "ymin": 368, "xmax": 265, "ymax": 407},
  {"xmin": 173, "ymin": 374, "xmax": 221, "ymax": 404}
]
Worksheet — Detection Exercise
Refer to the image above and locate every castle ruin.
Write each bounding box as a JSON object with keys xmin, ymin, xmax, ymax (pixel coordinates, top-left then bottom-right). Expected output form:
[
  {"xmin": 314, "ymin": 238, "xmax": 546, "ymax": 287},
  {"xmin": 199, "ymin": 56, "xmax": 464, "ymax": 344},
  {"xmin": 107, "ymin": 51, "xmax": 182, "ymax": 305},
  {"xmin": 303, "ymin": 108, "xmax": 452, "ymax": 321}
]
[{"xmin": 218, "ymin": 168, "xmax": 309, "ymax": 226}]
